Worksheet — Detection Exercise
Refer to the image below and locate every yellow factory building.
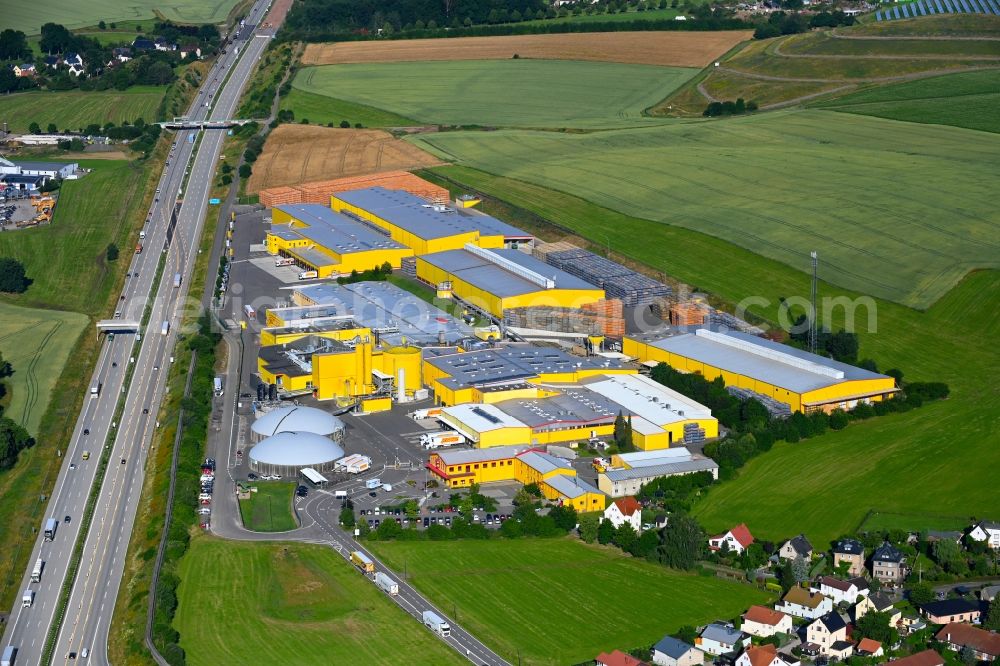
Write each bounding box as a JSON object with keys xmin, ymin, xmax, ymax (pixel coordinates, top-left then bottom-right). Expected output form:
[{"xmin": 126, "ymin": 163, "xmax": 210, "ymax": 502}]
[
  {"xmin": 427, "ymin": 446, "xmax": 606, "ymax": 511},
  {"xmin": 436, "ymin": 373, "xmax": 718, "ymax": 451},
  {"xmin": 421, "ymin": 345, "xmax": 634, "ymax": 407},
  {"xmin": 266, "ymin": 204, "xmax": 413, "ymax": 278},
  {"xmin": 330, "ymin": 186, "xmax": 533, "ymax": 256},
  {"xmin": 415, "ymin": 245, "xmax": 605, "ymax": 319},
  {"xmin": 625, "ymin": 328, "xmax": 898, "ymax": 414}
]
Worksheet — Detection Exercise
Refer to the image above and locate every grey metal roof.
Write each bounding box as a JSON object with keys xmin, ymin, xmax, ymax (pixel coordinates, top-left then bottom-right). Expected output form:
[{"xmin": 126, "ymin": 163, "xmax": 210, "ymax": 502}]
[
  {"xmin": 701, "ymin": 623, "xmax": 745, "ymax": 645},
  {"xmin": 654, "ymin": 636, "xmax": 696, "ymax": 659},
  {"xmin": 544, "ymin": 473, "xmax": 602, "ymax": 499},
  {"xmin": 249, "ymin": 431, "xmax": 344, "ymax": 466},
  {"xmin": 496, "ymin": 387, "xmax": 618, "ymax": 431},
  {"xmin": 425, "ymin": 345, "xmax": 625, "ymax": 389},
  {"xmin": 418, "ymin": 248, "xmax": 599, "ymax": 298},
  {"xmin": 334, "ymin": 187, "xmax": 531, "ymax": 240},
  {"xmin": 274, "ymin": 204, "xmax": 407, "ymax": 254},
  {"xmin": 12, "ymin": 160, "xmax": 75, "ymax": 171},
  {"xmin": 649, "ymin": 328, "xmax": 891, "ymax": 394},
  {"xmin": 434, "ymin": 445, "xmax": 530, "ymax": 466},
  {"xmin": 517, "ymin": 451, "xmax": 571, "ymax": 476},
  {"xmin": 603, "ymin": 458, "xmax": 719, "ymax": 482},
  {"xmin": 290, "ymin": 246, "xmax": 337, "ymax": 268}
]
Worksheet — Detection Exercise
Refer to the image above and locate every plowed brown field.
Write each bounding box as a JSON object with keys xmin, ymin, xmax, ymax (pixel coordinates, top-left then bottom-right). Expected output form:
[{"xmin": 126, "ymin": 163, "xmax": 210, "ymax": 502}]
[
  {"xmin": 245, "ymin": 125, "xmax": 443, "ymax": 193},
  {"xmin": 302, "ymin": 31, "xmax": 752, "ymax": 68}
]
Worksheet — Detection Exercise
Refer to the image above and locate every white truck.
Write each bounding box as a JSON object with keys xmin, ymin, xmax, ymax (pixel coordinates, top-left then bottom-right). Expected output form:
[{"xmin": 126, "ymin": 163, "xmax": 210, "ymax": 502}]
[
  {"xmin": 21, "ymin": 591, "xmax": 33, "ymax": 608},
  {"xmin": 161, "ymin": 320, "xmax": 170, "ymax": 336},
  {"xmin": 297, "ymin": 270, "xmax": 318, "ymax": 280},
  {"xmin": 420, "ymin": 431, "xmax": 466, "ymax": 450},
  {"xmin": 43, "ymin": 518, "xmax": 58, "ymax": 541},
  {"xmin": 173, "ymin": 272, "xmax": 182, "ymax": 288},
  {"xmin": 275, "ymin": 257, "xmax": 295, "ymax": 267},
  {"xmin": 374, "ymin": 571, "xmax": 399, "ymax": 596},
  {"xmin": 410, "ymin": 407, "xmax": 442, "ymax": 420},
  {"xmin": 2, "ymin": 645, "xmax": 16, "ymax": 666},
  {"xmin": 422, "ymin": 610, "xmax": 451, "ymax": 637},
  {"xmin": 214, "ymin": 376, "xmax": 223, "ymax": 396},
  {"xmin": 365, "ymin": 478, "xmax": 381, "ymax": 490},
  {"xmin": 381, "ymin": 483, "xmax": 393, "ymax": 493},
  {"xmin": 90, "ymin": 381, "xmax": 100, "ymax": 398},
  {"xmin": 30, "ymin": 558, "xmax": 43, "ymax": 583}
]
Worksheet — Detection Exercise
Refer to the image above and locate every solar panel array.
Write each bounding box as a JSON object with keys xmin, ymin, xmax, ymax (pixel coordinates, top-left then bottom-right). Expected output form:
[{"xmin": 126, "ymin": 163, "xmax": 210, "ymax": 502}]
[
  {"xmin": 544, "ymin": 248, "xmax": 672, "ymax": 307},
  {"xmin": 874, "ymin": 0, "xmax": 999, "ymax": 21}
]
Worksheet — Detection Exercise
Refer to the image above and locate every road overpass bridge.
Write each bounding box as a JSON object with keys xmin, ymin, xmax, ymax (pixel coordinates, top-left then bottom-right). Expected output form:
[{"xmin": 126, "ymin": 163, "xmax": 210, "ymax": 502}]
[{"xmin": 159, "ymin": 118, "xmax": 259, "ymax": 130}]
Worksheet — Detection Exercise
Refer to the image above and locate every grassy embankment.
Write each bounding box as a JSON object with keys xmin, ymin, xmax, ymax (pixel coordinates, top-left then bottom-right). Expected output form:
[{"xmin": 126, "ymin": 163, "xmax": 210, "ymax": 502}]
[
  {"xmin": 369, "ymin": 538, "xmax": 771, "ymax": 665},
  {"xmin": 417, "ymin": 164, "xmax": 999, "ymax": 545},
  {"xmin": 0, "ymin": 155, "xmax": 158, "ymax": 610},
  {"xmin": 0, "ymin": 88, "xmax": 165, "ymax": 134},
  {"xmin": 288, "ymin": 59, "xmax": 696, "ymax": 129},
  {"xmin": 239, "ymin": 482, "xmax": 298, "ymax": 532},
  {"xmin": 173, "ymin": 539, "xmax": 467, "ymax": 666}
]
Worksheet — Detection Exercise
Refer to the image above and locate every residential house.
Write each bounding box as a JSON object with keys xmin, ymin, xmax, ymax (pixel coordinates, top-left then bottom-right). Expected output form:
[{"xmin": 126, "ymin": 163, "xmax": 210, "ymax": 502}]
[
  {"xmin": 112, "ymin": 47, "xmax": 132, "ymax": 62},
  {"xmin": 935, "ymin": 623, "xmax": 1000, "ymax": 661},
  {"xmin": 735, "ymin": 645, "xmax": 784, "ymax": 666},
  {"xmin": 154, "ymin": 37, "xmax": 177, "ymax": 51},
  {"xmin": 741, "ymin": 605, "xmax": 793, "ymax": 638},
  {"xmin": 920, "ymin": 599, "xmax": 981, "ymax": 625},
  {"xmin": 652, "ymin": 636, "xmax": 702, "ymax": 666},
  {"xmin": 779, "ymin": 535, "xmax": 813, "ymax": 561},
  {"xmin": 708, "ymin": 524, "xmax": 754, "ymax": 555},
  {"xmin": 67, "ymin": 62, "xmax": 85, "ymax": 76},
  {"xmin": 854, "ymin": 591, "xmax": 901, "ymax": 624},
  {"xmin": 806, "ymin": 611, "xmax": 849, "ymax": 657},
  {"xmin": 776, "ymin": 586, "xmax": 833, "ymax": 620},
  {"xmin": 179, "ymin": 43, "xmax": 201, "ymax": 59},
  {"xmin": 826, "ymin": 641, "xmax": 854, "ymax": 661},
  {"xmin": 654, "ymin": 513, "xmax": 668, "ymax": 529},
  {"xmin": 833, "ymin": 538, "xmax": 866, "ymax": 577},
  {"xmin": 603, "ymin": 497, "xmax": 643, "ymax": 533},
  {"xmin": 871, "ymin": 541, "xmax": 908, "ymax": 586},
  {"xmin": 812, "ymin": 576, "xmax": 869, "ymax": 606},
  {"xmin": 43, "ymin": 55, "xmax": 59, "ymax": 68},
  {"xmin": 888, "ymin": 650, "xmax": 945, "ymax": 666},
  {"xmin": 596, "ymin": 650, "xmax": 649, "ymax": 666},
  {"xmin": 132, "ymin": 38, "xmax": 155, "ymax": 51},
  {"xmin": 63, "ymin": 52, "xmax": 83, "ymax": 69},
  {"xmin": 857, "ymin": 638, "xmax": 884, "ymax": 658},
  {"xmin": 697, "ymin": 623, "xmax": 750, "ymax": 657},
  {"xmin": 969, "ymin": 521, "xmax": 1000, "ymax": 549},
  {"xmin": 13, "ymin": 63, "xmax": 35, "ymax": 77},
  {"xmin": 899, "ymin": 613, "xmax": 928, "ymax": 636},
  {"xmin": 981, "ymin": 585, "xmax": 1000, "ymax": 603}
]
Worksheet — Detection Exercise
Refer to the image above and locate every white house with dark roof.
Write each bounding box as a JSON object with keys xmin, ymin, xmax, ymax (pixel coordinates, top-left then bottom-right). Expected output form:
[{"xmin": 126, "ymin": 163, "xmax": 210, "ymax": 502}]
[
  {"xmin": 697, "ymin": 623, "xmax": 750, "ymax": 656},
  {"xmin": 779, "ymin": 534, "xmax": 813, "ymax": 561},
  {"xmin": 969, "ymin": 520, "xmax": 1000, "ymax": 549},
  {"xmin": 652, "ymin": 635, "xmax": 703, "ymax": 666},
  {"xmin": 812, "ymin": 576, "xmax": 869, "ymax": 605}
]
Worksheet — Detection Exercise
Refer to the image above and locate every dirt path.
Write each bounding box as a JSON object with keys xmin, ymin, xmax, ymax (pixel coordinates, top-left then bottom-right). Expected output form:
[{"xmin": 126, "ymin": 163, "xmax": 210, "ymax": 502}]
[
  {"xmin": 830, "ymin": 28, "xmax": 1000, "ymax": 41},
  {"xmin": 761, "ymin": 84, "xmax": 857, "ymax": 109},
  {"xmin": 697, "ymin": 82, "xmax": 720, "ymax": 103}
]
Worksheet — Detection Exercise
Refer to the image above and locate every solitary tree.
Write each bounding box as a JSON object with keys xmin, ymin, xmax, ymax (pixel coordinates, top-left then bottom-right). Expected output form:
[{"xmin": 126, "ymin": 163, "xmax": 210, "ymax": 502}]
[
  {"xmin": 0, "ymin": 258, "xmax": 30, "ymax": 293},
  {"xmin": 106, "ymin": 243, "xmax": 119, "ymax": 262},
  {"xmin": 658, "ymin": 514, "xmax": 704, "ymax": 570},
  {"xmin": 578, "ymin": 513, "xmax": 600, "ymax": 543}
]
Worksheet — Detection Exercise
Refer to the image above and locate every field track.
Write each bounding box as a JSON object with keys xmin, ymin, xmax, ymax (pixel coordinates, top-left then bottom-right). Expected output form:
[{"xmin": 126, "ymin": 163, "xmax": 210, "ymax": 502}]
[
  {"xmin": 246, "ymin": 125, "xmax": 442, "ymax": 193},
  {"xmin": 302, "ymin": 30, "xmax": 752, "ymax": 68}
]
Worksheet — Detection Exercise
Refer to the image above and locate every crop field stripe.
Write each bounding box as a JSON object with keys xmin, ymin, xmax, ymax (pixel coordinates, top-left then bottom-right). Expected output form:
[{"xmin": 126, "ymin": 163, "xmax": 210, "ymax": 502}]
[
  {"xmin": 412, "ymin": 109, "xmax": 1000, "ymax": 308},
  {"xmin": 6, "ymin": 0, "xmax": 241, "ymax": 35}
]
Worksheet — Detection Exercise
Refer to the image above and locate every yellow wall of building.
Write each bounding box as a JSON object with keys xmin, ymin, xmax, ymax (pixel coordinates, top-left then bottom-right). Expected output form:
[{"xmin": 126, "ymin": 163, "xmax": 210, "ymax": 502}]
[
  {"xmin": 374, "ymin": 346, "xmax": 423, "ymax": 395},
  {"xmin": 312, "ymin": 343, "xmax": 374, "ymax": 401},
  {"xmin": 259, "ymin": 325, "xmax": 372, "ymax": 347},
  {"xmin": 361, "ymin": 396, "xmax": 392, "ymax": 413}
]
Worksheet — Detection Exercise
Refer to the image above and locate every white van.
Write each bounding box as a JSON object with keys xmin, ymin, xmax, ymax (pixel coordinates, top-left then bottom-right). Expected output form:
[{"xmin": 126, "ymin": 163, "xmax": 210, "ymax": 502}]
[{"xmin": 334, "ymin": 490, "xmax": 347, "ymax": 499}]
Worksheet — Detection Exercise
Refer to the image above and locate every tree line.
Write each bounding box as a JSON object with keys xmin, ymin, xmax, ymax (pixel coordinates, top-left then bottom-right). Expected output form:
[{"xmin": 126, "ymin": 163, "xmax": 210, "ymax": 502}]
[{"xmin": 0, "ymin": 349, "xmax": 36, "ymax": 471}]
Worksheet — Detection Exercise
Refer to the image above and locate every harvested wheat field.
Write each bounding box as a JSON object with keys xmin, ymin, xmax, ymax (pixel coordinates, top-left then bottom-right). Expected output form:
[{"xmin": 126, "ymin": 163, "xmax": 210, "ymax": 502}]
[
  {"xmin": 245, "ymin": 125, "xmax": 442, "ymax": 193},
  {"xmin": 302, "ymin": 31, "xmax": 752, "ymax": 68}
]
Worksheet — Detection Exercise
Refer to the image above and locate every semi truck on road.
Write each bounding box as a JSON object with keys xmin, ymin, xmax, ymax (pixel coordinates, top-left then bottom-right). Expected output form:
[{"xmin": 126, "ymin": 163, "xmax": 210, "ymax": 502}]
[
  {"xmin": 422, "ymin": 610, "xmax": 451, "ymax": 636},
  {"xmin": 31, "ymin": 558, "xmax": 43, "ymax": 582},
  {"xmin": 2, "ymin": 645, "xmax": 17, "ymax": 666},
  {"xmin": 297, "ymin": 270, "xmax": 318, "ymax": 280},
  {"xmin": 21, "ymin": 590, "xmax": 33, "ymax": 608},
  {"xmin": 43, "ymin": 518, "xmax": 58, "ymax": 541},
  {"xmin": 350, "ymin": 551, "xmax": 374, "ymax": 574},
  {"xmin": 374, "ymin": 571, "xmax": 399, "ymax": 596}
]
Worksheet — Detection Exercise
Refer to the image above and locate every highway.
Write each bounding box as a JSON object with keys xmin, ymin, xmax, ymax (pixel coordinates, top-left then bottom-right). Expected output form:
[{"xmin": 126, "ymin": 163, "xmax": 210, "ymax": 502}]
[{"xmin": 0, "ymin": 2, "xmax": 275, "ymax": 663}]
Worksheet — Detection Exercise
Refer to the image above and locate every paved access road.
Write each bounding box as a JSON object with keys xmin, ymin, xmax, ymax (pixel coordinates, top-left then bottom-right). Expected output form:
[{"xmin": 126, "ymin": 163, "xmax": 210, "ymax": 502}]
[{"xmin": 0, "ymin": 3, "xmax": 275, "ymax": 664}]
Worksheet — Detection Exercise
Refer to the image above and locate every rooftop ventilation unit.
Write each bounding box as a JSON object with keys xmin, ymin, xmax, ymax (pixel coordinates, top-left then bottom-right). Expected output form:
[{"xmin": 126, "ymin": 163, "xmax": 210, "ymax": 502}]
[{"xmin": 464, "ymin": 243, "xmax": 555, "ymax": 290}]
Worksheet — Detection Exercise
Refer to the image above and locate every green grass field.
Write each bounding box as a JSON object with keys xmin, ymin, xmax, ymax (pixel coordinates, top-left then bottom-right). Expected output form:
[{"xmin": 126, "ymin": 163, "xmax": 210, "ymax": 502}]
[
  {"xmin": 8, "ymin": 0, "xmax": 240, "ymax": 35},
  {"xmin": 0, "ymin": 88, "xmax": 166, "ymax": 134},
  {"xmin": 420, "ymin": 165, "xmax": 999, "ymax": 547},
  {"xmin": 0, "ymin": 303, "xmax": 87, "ymax": 435},
  {"xmin": 846, "ymin": 13, "xmax": 1000, "ymax": 36},
  {"xmin": 858, "ymin": 511, "xmax": 970, "ymax": 534},
  {"xmin": 0, "ymin": 159, "xmax": 154, "ymax": 315},
  {"xmin": 817, "ymin": 69, "xmax": 1000, "ymax": 133},
  {"xmin": 369, "ymin": 538, "xmax": 771, "ymax": 665},
  {"xmin": 291, "ymin": 60, "xmax": 697, "ymax": 129},
  {"xmin": 238, "ymin": 482, "xmax": 297, "ymax": 532},
  {"xmin": 280, "ymin": 87, "xmax": 421, "ymax": 128},
  {"xmin": 413, "ymin": 109, "xmax": 1000, "ymax": 308},
  {"xmin": 781, "ymin": 32, "xmax": 1000, "ymax": 57},
  {"xmin": 174, "ymin": 538, "xmax": 466, "ymax": 666}
]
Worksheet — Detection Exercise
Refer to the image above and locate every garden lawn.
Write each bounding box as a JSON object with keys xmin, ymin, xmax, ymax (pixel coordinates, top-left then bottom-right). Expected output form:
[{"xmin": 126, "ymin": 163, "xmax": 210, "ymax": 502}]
[
  {"xmin": 419, "ymin": 166, "xmax": 1000, "ymax": 547},
  {"xmin": 412, "ymin": 109, "xmax": 1000, "ymax": 308},
  {"xmin": 238, "ymin": 482, "xmax": 297, "ymax": 532},
  {"xmin": 291, "ymin": 60, "xmax": 697, "ymax": 129},
  {"xmin": 0, "ymin": 159, "xmax": 153, "ymax": 315},
  {"xmin": 8, "ymin": 0, "xmax": 240, "ymax": 35},
  {"xmin": 369, "ymin": 538, "xmax": 771, "ymax": 665},
  {"xmin": 174, "ymin": 538, "xmax": 465, "ymax": 666},
  {"xmin": 816, "ymin": 69, "xmax": 1000, "ymax": 133},
  {"xmin": 0, "ymin": 303, "xmax": 87, "ymax": 435},
  {"xmin": 0, "ymin": 88, "xmax": 165, "ymax": 134}
]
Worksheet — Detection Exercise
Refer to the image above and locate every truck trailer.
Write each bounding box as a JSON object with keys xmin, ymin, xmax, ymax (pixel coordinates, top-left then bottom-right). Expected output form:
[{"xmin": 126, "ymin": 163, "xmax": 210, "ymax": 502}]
[
  {"xmin": 161, "ymin": 320, "xmax": 170, "ymax": 336},
  {"xmin": 364, "ymin": 478, "xmax": 381, "ymax": 490},
  {"xmin": 21, "ymin": 591, "xmax": 33, "ymax": 608},
  {"xmin": 30, "ymin": 558, "xmax": 43, "ymax": 583},
  {"xmin": 350, "ymin": 551, "xmax": 374, "ymax": 574},
  {"xmin": 297, "ymin": 270, "xmax": 318, "ymax": 280},
  {"xmin": 420, "ymin": 431, "xmax": 466, "ymax": 450},
  {"xmin": 422, "ymin": 610, "xmax": 451, "ymax": 637},
  {"xmin": 173, "ymin": 272, "xmax": 182, "ymax": 288},
  {"xmin": 374, "ymin": 571, "xmax": 399, "ymax": 596},
  {"xmin": 2, "ymin": 645, "xmax": 16, "ymax": 666}
]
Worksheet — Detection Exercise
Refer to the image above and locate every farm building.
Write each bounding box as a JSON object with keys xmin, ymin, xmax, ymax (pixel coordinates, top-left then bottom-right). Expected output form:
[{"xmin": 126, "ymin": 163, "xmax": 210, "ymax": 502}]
[
  {"xmin": 330, "ymin": 186, "xmax": 533, "ymax": 255},
  {"xmin": 0, "ymin": 157, "xmax": 78, "ymax": 180},
  {"xmin": 598, "ymin": 447, "xmax": 719, "ymax": 498},
  {"xmin": 421, "ymin": 344, "xmax": 631, "ymax": 406},
  {"xmin": 416, "ymin": 245, "xmax": 606, "ymax": 318},
  {"xmin": 250, "ymin": 405, "xmax": 346, "ymax": 443},
  {"xmin": 248, "ymin": 431, "xmax": 345, "ymax": 476},
  {"xmin": 426, "ymin": 445, "xmax": 606, "ymax": 511},
  {"xmin": 624, "ymin": 328, "xmax": 898, "ymax": 414},
  {"xmin": 267, "ymin": 204, "xmax": 413, "ymax": 278}
]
